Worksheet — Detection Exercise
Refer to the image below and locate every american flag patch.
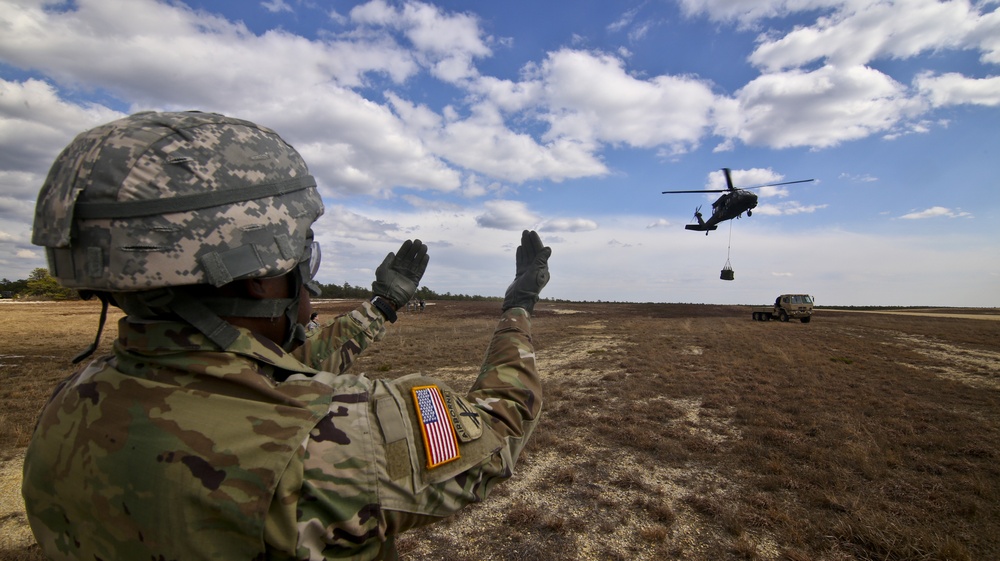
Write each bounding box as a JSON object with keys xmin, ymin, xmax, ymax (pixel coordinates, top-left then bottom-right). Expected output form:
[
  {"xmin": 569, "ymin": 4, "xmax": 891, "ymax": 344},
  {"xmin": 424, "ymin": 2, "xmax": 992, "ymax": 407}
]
[{"xmin": 412, "ymin": 385, "xmax": 460, "ymax": 468}]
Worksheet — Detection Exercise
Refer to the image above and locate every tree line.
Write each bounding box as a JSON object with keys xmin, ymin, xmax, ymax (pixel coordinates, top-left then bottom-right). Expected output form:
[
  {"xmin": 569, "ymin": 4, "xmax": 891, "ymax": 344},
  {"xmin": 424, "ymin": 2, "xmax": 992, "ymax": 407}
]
[
  {"xmin": 1, "ymin": 268, "xmax": 497, "ymax": 302},
  {"xmin": 1, "ymin": 268, "xmax": 75, "ymax": 300}
]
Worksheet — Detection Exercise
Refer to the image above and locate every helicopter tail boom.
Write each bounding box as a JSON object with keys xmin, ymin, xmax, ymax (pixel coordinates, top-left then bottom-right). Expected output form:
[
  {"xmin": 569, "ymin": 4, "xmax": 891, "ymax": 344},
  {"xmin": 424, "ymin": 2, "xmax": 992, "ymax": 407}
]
[{"xmin": 687, "ymin": 206, "xmax": 717, "ymax": 233}]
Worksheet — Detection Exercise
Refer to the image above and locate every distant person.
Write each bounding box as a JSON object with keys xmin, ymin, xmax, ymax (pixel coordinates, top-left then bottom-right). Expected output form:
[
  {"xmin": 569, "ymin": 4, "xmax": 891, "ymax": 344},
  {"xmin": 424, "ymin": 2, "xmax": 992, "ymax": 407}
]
[
  {"xmin": 306, "ymin": 311, "xmax": 320, "ymax": 330},
  {"xmin": 22, "ymin": 111, "xmax": 552, "ymax": 560}
]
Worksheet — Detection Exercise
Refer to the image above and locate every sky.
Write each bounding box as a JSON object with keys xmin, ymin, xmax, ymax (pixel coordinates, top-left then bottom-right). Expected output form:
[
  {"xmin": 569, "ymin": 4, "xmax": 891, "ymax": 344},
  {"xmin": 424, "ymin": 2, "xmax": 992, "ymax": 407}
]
[{"xmin": 1, "ymin": 0, "xmax": 998, "ymax": 307}]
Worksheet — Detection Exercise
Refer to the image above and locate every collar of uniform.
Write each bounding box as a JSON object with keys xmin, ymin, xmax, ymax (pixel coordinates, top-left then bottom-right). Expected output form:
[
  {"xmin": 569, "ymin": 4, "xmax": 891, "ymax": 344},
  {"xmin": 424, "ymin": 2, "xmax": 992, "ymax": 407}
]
[{"xmin": 116, "ymin": 317, "xmax": 321, "ymax": 377}]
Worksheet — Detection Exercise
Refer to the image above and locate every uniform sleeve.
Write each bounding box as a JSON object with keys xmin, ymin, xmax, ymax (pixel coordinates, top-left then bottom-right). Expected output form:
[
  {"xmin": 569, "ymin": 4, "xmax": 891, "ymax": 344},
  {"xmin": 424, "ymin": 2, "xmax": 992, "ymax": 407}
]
[
  {"xmin": 467, "ymin": 307, "xmax": 542, "ymax": 452},
  {"xmin": 273, "ymin": 308, "xmax": 542, "ymax": 559},
  {"xmin": 292, "ymin": 301, "xmax": 387, "ymax": 374},
  {"xmin": 378, "ymin": 306, "xmax": 542, "ymax": 534}
]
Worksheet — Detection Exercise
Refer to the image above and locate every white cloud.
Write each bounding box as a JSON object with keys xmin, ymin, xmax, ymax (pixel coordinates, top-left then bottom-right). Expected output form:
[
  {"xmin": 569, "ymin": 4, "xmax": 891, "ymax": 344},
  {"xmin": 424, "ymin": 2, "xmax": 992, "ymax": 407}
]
[
  {"xmin": 0, "ymin": 192, "xmax": 37, "ymax": 222},
  {"xmin": 350, "ymin": 0, "xmax": 491, "ymax": 83},
  {"xmin": 914, "ymin": 72, "xmax": 1000, "ymax": 108},
  {"xmin": 536, "ymin": 49, "xmax": 717, "ymax": 152},
  {"xmin": 754, "ymin": 202, "xmax": 828, "ymax": 216},
  {"xmin": 677, "ymin": 0, "xmax": 843, "ymax": 27},
  {"xmin": 900, "ymin": 206, "xmax": 973, "ymax": 219},
  {"xmin": 682, "ymin": 0, "xmax": 1000, "ymax": 71},
  {"xmin": 475, "ymin": 200, "xmax": 540, "ymax": 230},
  {"xmin": 607, "ymin": 238, "xmax": 634, "ymax": 248},
  {"xmin": 314, "ymin": 205, "xmax": 402, "ymax": 244},
  {"xmin": 394, "ymin": 96, "xmax": 608, "ymax": 183},
  {"xmin": 712, "ymin": 167, "xmax": 786, "ymax": 190},
  {"xmin": 748, "ymin": 0, "xmax": 979, "ymax": 72},
  {"xmin": 541, "ymin": 218, "xmax": 599, "ymax": 232},
  {"xmin": 0, "ymin": 79, "xmax": 123, "ymax": 178},
  {"xmin": 723, "ymin": 65, "xmax": 926, "ymax": 148},
  {"xmin": 607, "ymin": 7, "xmax": 640, "ymax": 33},
  {"xmin": 400, "ymin": 194, "xmax": 464, "ymax": 212},
  {"xmin": 691, "ymin": 0, "xmax": 999, "ymax": 149},
  {"xmin": 839, "ymin": 172, "xmax": 878, "ymax": 183},
  {"xmin": 261, "ymin": 1, "xmax": 293, "ymax": 14}
]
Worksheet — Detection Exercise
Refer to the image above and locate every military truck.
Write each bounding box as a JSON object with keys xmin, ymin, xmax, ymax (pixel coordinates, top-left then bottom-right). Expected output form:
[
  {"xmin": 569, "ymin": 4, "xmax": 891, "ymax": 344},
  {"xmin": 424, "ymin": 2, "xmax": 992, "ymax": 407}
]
[{"xmin": 751, "ymin": 294, "xmax": 814, "ymax": 323}]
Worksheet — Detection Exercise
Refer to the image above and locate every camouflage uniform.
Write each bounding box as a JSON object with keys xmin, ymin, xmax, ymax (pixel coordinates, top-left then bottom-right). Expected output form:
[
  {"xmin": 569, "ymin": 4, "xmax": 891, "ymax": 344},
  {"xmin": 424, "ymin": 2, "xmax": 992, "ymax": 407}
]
[
  {"xmin": 22, "ymin": 303, "xmax": 540, "ymax": 560},
  {"xmin": 24, "ymin": 110, "xmax": 549, "ymax": 561}
]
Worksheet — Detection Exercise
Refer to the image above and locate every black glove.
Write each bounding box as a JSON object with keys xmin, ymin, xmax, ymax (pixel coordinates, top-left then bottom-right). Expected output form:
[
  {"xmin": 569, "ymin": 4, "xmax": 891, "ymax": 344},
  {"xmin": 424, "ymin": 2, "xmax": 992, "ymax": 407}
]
[
  {"xmin": 502, "ymin": 230, "xmax": 551, "ymax": 314},
  {"xmin": 372, "ymin": 239, "xmax": 429, "ymax": 309}
]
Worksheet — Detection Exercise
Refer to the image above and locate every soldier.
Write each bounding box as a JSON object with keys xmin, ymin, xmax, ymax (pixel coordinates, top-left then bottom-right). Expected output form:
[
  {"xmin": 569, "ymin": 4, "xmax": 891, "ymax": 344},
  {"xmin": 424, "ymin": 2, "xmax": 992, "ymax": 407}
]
[{"xmin": 22, "ymin": 111, "xmax": 552, "ymax": 560}]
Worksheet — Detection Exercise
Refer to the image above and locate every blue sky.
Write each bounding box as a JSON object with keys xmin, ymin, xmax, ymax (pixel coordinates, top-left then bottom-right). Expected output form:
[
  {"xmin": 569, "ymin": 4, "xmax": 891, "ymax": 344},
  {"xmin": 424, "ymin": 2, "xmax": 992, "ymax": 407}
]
[{"xmin": 1, "ymin": 0, "xmax": 998, "ymax": 306}]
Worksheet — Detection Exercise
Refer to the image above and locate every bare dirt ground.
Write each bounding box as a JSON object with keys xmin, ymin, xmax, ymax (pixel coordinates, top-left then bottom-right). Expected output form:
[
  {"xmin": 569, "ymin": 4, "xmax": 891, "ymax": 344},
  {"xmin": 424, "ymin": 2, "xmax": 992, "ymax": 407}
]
[
  {"xmin": 2, "ymin": 300, "xmax": 999, "ymax": 560},
  {"xmin": 821, "ymin": 308, "xmax": 1000, "ymax": 321}
]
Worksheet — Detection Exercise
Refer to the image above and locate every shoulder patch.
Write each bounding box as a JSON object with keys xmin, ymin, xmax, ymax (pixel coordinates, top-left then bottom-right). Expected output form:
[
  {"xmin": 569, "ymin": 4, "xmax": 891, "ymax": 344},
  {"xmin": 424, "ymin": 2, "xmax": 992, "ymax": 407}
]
[
  {"xmin": 443, "ymin": 392, "xmax": 484, "ymax": 443},
  {"xmin": 411, "ymin": 385, "xmax": 460, "ymax": 468}
]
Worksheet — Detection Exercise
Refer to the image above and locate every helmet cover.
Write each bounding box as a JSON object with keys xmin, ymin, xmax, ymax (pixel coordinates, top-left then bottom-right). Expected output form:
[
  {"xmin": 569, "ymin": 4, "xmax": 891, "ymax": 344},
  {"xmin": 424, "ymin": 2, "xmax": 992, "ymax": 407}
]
[{"xmin": 32, "ymin": 111, "xmax": 324, "ymax": 291}]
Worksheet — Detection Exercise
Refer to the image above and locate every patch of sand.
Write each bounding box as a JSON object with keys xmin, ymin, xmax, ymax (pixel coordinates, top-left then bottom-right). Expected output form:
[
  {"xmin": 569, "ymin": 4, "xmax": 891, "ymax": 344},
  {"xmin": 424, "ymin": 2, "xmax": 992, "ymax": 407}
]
[
  {"xmin": 823, "ymin": 309, "xmax": 1000, "ymax": 321},
  {"xmin": 895, "ymin": 334, "xmax": 1000, "ymax": 391},
  {"xmin": 0, "ymin": 451, "xmax": 34, "ymax": 550}
]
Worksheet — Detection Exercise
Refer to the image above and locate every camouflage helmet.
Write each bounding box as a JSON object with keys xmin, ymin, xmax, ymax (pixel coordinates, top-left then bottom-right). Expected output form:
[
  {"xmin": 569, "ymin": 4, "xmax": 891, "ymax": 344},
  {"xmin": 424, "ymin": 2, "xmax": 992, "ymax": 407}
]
[{"xmin": 32, "ymin": 111, "xmax": 324, "ymax": 291}]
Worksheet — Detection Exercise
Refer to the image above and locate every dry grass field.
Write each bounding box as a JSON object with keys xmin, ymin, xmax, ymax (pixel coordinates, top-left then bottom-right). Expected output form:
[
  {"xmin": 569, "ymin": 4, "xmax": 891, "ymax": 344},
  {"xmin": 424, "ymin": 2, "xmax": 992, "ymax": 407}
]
[{"xmin": 2, "ymin": 299, "xmax": 999, "ymax": 561}]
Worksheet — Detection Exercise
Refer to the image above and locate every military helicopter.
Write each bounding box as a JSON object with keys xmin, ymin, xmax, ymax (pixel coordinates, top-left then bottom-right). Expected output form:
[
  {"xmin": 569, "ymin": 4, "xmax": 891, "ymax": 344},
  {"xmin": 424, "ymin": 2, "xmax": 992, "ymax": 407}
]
[{"xmin": 662, "ymin": 168, "xmax": 815, "ymax": 234}]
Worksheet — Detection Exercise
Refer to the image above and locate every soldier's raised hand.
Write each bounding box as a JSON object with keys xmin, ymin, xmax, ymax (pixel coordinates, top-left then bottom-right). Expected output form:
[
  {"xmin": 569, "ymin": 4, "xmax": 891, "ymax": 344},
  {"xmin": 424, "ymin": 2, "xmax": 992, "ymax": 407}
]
[
  {"xmin": 502, "ymin": 230, "xmax": 551, "ymax": 314},
  {"xmin": 373, "ymin": 239, "xmax": 429, "ymax": 309}
]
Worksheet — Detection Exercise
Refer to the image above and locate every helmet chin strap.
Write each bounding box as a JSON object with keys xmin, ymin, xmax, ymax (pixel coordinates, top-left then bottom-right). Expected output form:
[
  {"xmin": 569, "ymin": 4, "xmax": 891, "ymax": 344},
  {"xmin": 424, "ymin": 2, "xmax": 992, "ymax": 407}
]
[
  {"xmin": 195, "ymin": 261, "xmax": 317, "ymax": 352},
  {"xmin": 201, "ymin": 256, "xmax": 321, "ymax": 352},
  {"xmin": 278, "ymin": 261, "xmax": 315, "ymax": 352},
  {"xmin": 106, "ymin": 259, "xmax": 320, "ymax": 354},
  {"xmin": 72, "ymin": 291, "xmax": 111, "ymax": 364}
]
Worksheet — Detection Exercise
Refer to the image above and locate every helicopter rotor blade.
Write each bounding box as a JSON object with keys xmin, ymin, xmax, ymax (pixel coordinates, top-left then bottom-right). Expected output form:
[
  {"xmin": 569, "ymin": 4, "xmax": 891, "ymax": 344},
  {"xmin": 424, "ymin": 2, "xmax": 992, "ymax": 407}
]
[
  {"xmin": 663, "ymin": 170, "xmax": 815, "ymax": 194},
  {"xmin": 739, "ymin": 178, "xmax": 815, "ymax": 190},
  {"xmin": 662, "ymin": 189, "xmax": 728, "ymax": 194}
]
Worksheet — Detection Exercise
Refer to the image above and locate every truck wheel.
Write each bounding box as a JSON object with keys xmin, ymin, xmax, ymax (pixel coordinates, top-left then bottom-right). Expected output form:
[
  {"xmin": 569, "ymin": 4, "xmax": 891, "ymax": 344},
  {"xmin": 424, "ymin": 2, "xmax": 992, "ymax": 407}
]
[
  {"xmin": 779, "ymin": 310, "xmax": 789, "ymax": 322},
  {"xmin": 800, "ymin": 316, "xmax": 811, "ymax": 324},
  {"xmin": 752, "ymin": 312, "xmax": 759, "ymax": 321}
]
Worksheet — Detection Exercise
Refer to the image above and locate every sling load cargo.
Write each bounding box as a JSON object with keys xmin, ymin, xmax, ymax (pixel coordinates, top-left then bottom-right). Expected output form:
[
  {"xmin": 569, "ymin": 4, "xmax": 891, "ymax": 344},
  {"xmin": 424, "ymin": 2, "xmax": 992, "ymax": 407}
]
[{"xmin": 720, "ymin": 259, "xmax": 734, "ymax": 281}]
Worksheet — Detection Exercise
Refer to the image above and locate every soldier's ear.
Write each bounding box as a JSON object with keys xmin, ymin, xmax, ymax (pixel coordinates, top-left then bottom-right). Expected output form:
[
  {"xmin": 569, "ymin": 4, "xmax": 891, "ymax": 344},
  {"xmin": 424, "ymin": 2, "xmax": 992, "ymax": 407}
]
[
  {"xmin": 242, "ymin": 277, "xmax": 290, "ymax": 299},
  {"xmin": 242, "ymin": 278, "xmax": 268, "ymax": 299}
]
